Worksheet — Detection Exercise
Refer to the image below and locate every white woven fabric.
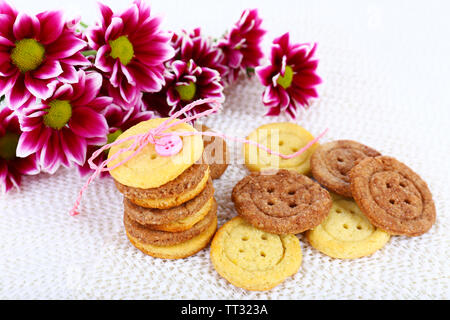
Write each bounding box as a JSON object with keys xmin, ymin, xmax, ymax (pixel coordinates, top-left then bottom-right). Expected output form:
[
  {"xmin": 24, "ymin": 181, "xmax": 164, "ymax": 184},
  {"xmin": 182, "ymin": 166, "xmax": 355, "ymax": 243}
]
[{"xmin": 1, "ymin": 0, "xmax": 449, "ymax": 299}]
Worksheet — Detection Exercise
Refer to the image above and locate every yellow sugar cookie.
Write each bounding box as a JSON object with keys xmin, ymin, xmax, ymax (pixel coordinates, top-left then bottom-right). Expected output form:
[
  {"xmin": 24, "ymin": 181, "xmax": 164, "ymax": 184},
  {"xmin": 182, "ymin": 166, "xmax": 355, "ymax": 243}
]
[
  {"xmin": 243, "ymin": 122, "xmax": 319, "ymax": 174},
  {"xmin": 150, "ymin": 197, "xmax": 214, "ymax": 232},
  {"xmin": 108, "ymin": 118, "xmax": 204, "ymax": 189},
  {"xmin": 306, "ymin": 199, "xmax": 390, "ymax": 259},
  {"xmin": 210, "ymin": 217, "xmax": 302, "ymax": 291},
  {"xmin": 126, "ymin": 215, "xmax": 218, "ymax": 260}
]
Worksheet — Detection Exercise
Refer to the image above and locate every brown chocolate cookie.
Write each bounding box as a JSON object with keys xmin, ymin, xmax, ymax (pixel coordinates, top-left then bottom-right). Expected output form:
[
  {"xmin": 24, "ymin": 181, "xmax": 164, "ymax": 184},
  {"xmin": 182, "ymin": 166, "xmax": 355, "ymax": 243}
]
[
  {"xmin": 199, "ymin": 124, "xmax": 229, "ymax": 179},
  {"xmin": 349, "ymin": 156, "xmax": 436, "ymax": 236},
  {"xmin": 115, "ymin": 163, "xmax": 208, "ymax": 200},
  {"xmin": 311, "ymin": 140, "xmax": 381, "ymax": 197},
  {"xmin": 123, "ymin": 198, "xmax": 218, "ymax": 246},
  {"xmin": 124, "ymin": 177, "xmax": 214, "ymax": 226},
  {"xmin": 232, "ymin": 170, "xmax": 332, "ymax": 234}
]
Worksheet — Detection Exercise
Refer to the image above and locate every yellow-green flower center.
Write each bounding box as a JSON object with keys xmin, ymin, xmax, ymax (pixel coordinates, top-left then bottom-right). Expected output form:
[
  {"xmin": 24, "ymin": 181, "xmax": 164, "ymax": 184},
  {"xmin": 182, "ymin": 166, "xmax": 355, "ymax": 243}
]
[
  {"xmin": 277, "ymin": 65, "xmax": 294, "ymax": 89},
  {"xmin": 43, "ymin": 100, "xmax": 72, "ymax": 130},
  {"xmin": 109, "ymin": 36, "xmax": 134, "ymax": 66},
  {"xmin": 0, "ymin": 132, "xmax": 19, "ymax": 160},
  {"xmin": 175, "ymin": 81, "xmax": 197, "ymax": 101},
  {"xmin": 10, "ymin": 38, "xmax": 45, "ymax": 73},
  {"xmin": 107, "ymin": 129, "xmax": 123, "ymax": 145}
]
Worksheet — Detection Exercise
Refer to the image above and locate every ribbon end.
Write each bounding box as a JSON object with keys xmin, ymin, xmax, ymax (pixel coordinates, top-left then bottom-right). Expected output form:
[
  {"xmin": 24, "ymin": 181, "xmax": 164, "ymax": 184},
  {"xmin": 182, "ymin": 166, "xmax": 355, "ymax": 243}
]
[{"xmin": 69, "ymin": 209, "xmax": 80, "ymax": 216}]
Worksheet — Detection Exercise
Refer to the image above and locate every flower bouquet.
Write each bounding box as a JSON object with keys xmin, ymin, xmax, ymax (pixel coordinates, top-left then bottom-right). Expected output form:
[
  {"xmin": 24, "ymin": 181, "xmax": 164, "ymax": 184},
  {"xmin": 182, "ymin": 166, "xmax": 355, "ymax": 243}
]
[{"xmin": 0, "ymin": 0, "xmax": 321, "ymax": 194}]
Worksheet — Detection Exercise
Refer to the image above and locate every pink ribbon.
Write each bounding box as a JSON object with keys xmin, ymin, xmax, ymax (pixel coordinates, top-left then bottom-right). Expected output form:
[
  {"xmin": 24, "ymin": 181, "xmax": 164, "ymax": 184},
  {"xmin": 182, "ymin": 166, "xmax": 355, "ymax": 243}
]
[{"xmin": 70, "ymin": 97, "xmax": 328, "ymax": 216}]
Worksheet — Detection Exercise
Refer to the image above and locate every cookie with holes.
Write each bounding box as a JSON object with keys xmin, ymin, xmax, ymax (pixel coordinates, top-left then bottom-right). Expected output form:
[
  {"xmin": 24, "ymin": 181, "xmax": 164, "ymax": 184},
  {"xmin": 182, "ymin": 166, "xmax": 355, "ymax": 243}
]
[
  {"xmin": 123, "ymin": 177, "xmax": 214, "ymax": 232},
  {"xmin": 197, "ymin": 124, "xmax": 229, "ymax": 179},
  {"xmin": 306, "ymin": 198, "xmax": 390, "ymax": 259},
  {"xmin": 311, "ymin": 140, "xmax": 381, "ymax": 197},
  {"xmin": 108, "ymin": 117, "xmax": 204, "ymax": 189},
  {"xmin": 349, "ymin": 156, "xmax": 436, "ymax": 237},
  {"xmin": 243, "ymin": 122, "xmax": 320, "ymax": 174},
  {"xmin": 210, "ymin": 216, "xmax": 302, "ymax": 291},
  {"xmin": 115, "ymin": 163, "xmax": 210, "ymax": 209},
  {"xmin": 232, "ymin": 169, "xmax": 332, "ymax": 234}
]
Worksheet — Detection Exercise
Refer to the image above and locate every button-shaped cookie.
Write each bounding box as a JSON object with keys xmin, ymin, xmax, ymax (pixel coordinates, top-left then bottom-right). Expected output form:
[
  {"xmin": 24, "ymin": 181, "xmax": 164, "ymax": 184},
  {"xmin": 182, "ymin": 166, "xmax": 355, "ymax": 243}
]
[
  {"xmin": 108, "ymin": 118, "xmax": 204, "ymax": 189},
  {"xmin": 306, "ymin": 198, "xmax": 390, "ymax": 259},
  {"xmin": 210, "ymin": 217, "xmax": 302, "ymax": 291},
  {"xmin": 311, "ymin": 140, "xmax": 381, "ymax": 197},
  {"xmin": 244, "ymin": 122, "xmax": 319, "ymax": 174},
  {"xmin": 115, "ymin": 164, "xmax": 210, "ymax": 209},
  {"xmin": 349, "ymin": 156, "xmax": 436, "ymax": 236},
  {"xmin": 232, "ymin": 169, "xmax": 332, "ymax": 234}
]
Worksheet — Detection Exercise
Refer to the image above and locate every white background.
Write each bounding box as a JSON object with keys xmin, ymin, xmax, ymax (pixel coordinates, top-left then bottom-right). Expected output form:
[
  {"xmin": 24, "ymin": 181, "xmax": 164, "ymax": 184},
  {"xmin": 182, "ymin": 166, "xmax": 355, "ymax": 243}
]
[{"xmin": 1, "ymin": 0, "xmax": 449, "ymax": 299}]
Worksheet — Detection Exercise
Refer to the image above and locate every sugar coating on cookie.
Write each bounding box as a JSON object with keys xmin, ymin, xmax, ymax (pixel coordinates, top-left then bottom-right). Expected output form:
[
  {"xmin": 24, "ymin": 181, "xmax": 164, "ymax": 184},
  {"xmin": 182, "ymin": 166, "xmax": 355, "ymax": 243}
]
[
  {"xmin": 244, "ymin": 122, "xmax": 319, "ymax": 174},
  {"xmin": 311, "ymin": 140, "xmax": 381, "ymax": 197},
  {"xmin": 108, "ymin": 118, "xmax": 204, "ymax": 189},
  {"xmin": 210, "ymin": 217, "xmax": 302, "ymax": 291},
  {"xmin": 232, "ymin": 170, "xmax": 332, "ymax": 234},
  {"xmin": 306, "ymin": 199, "xmax": 390, "ymax": 259},
  {"xmin": 349, "ymin": 156, "xmax": 436, "ymax": 236}
]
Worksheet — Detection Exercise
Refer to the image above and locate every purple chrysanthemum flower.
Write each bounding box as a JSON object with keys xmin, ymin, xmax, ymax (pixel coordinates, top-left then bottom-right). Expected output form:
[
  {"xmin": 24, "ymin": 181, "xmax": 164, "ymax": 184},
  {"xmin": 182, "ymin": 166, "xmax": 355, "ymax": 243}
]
[
  {"xmin": 16, "ymin": 70, "xmax": 111, "ymax": 174},
  {"xmin": 0, "ymin": 106, "xmax": 39, "ymax": 193},
  {"xmin": 0, "ymin": 1, "xmax": 90, "ymax": 110},
  {"xmin": 143, "ymin": 59, "xmax": 224, "ymax": 119},
  {"xmin": 171, "ymin": 28, "xmax": 227, "ymax": 81},
  {"xmin": 77, "ymin": 103, "xmax": 154, "ymax": 177},
  {"xmin": 86, "ymin": 0, "xmax": 174, "ymax": 106},
  {"xmin": 218, "ymin": 8, "xmax": 266, "ymax": 83},
  {"xmin": 256, "ymin": 32, "xmax": 322, "ymax": 119}
]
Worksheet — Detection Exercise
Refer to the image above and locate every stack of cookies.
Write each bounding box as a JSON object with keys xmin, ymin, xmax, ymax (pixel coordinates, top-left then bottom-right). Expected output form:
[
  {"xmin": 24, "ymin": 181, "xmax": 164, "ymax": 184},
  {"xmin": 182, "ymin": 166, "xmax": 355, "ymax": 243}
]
[{"xmin": 107, "ymin": 118, "xmax": 220, "ymax": 259}]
